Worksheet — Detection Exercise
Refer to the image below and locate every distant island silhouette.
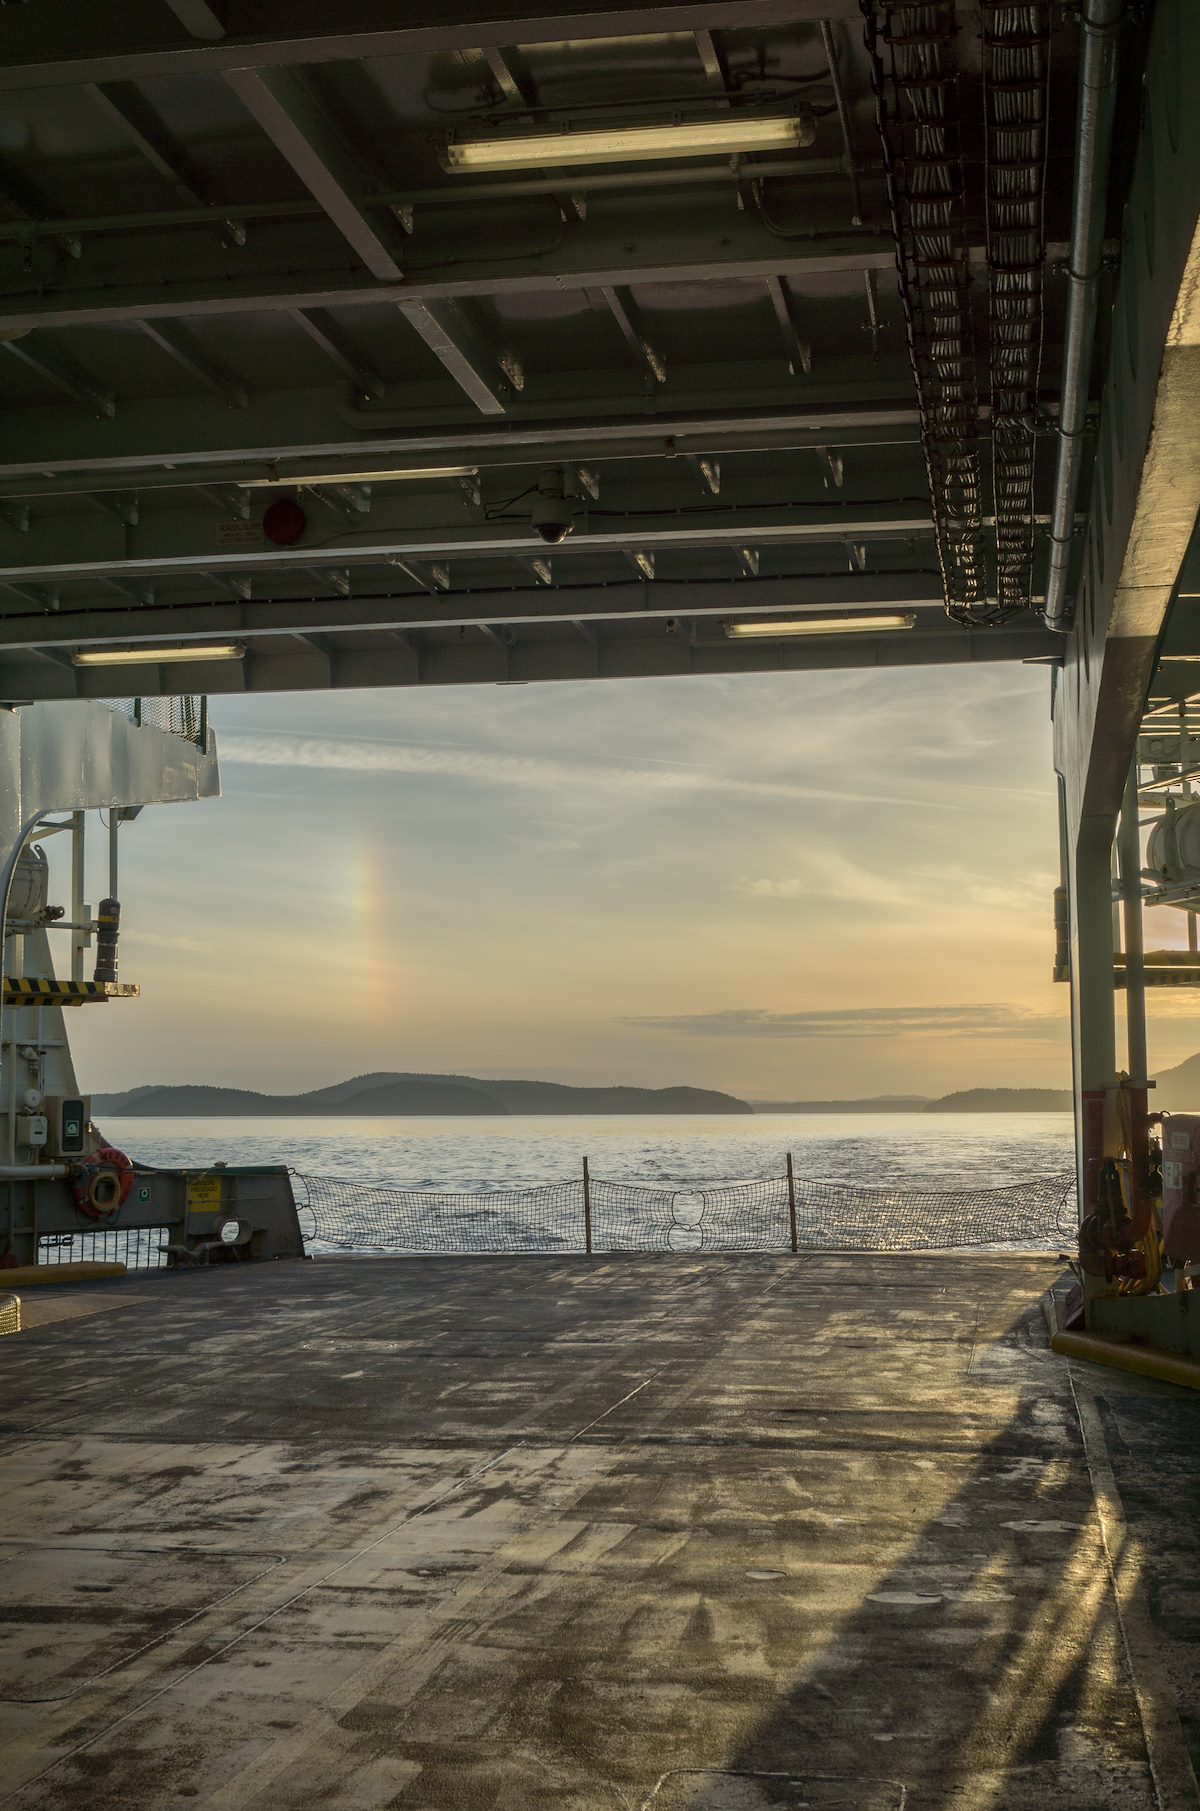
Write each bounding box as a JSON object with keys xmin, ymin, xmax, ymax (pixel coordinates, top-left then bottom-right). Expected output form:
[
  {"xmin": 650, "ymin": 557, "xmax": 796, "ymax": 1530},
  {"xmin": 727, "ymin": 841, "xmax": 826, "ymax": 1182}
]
[
  {"xmin": 92, "ymin": 1073, "xmax": 755, "ymax": 1116},
  {"xmin": 751, "ymin": 1088, "xmax": 1073, "ymax": 1113},
  {"xmin": 95, "ymin": 1054, "xmax": 1200, "ymax": 1117},
  {"xmin": 93, "ymin": 1073, "xmax": 1087, "ymax": 1116}
]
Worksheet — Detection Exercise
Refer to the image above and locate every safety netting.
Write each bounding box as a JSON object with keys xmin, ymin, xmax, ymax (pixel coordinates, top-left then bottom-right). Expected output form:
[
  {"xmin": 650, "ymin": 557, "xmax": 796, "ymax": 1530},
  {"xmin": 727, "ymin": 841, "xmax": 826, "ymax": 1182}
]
[
  {"xmin": 790, "ymin": 1172, "xmax": 1077, "ymax": 1252},
  {"xmin": 293, "ymin": 1168, "xmax": 1078, "ymax": 1256},
  {"xmin": 293, "ymin": 1178, "xmax": 583, "ymax": 1254}
]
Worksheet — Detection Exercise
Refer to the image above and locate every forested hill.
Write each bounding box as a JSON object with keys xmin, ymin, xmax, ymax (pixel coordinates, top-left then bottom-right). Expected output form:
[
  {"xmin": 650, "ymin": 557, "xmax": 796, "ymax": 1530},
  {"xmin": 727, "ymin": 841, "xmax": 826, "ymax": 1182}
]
[
  {"xmin": 93, "ymin": 1073, "xmax": 753, "ymax": 1116},
  {"xmin": 925, "ymin": 1087, "xmax": 1073, "ymax": 1112}
]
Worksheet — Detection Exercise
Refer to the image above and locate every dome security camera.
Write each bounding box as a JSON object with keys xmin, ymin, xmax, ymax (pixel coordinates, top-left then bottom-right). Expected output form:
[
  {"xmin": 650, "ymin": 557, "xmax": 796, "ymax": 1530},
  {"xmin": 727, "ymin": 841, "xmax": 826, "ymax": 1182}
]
[{"xmin": 531, "ymin": 466, "xmax": 575, "ymax": 545}]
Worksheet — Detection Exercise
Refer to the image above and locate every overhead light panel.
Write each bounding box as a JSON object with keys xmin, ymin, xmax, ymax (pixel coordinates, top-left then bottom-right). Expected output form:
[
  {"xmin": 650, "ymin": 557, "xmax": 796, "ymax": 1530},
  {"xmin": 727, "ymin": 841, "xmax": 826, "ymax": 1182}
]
[
  {"xmin": 724, "ymin": 613, "xmax": 918, "ymax": 640},
  {"xmin": 237, "ymin": 466, "xmax": 478, "ymax": 488},
  {"xmin": 73, "ymin": 644, "xmax": 245, "ymax": 666},
  {"xmin": 442, "ymin": 114, "xmax": 814, "ymax": 173}
]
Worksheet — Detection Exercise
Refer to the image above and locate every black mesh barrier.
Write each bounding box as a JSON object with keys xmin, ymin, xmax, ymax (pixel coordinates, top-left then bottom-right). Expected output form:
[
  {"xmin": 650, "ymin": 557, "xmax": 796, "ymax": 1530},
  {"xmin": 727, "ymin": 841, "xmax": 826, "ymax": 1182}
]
[
  {"xmin": 297, "ymin": 1175, "xmax": 586, "ymax": 1253},
  {"xmin": 294, "ymin": 1168, "xmax": 1078, "ymax": 1256},
  {"xmin": 587, "ymin": 1178, "xmax": 678, "ymax": 1251},
  {"xmin": 790, "ymin": 1172, "xmax": 1078, "ymax": 1252},
  {"xmin": 695, "ymin": 1178, "xmax": 794, "ymax": 1251}
]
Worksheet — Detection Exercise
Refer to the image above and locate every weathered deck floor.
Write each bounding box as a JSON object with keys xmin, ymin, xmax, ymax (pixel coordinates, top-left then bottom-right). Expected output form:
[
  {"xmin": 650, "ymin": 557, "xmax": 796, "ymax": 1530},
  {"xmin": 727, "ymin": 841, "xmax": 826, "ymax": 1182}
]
[{"xmin": 1, "ymin": 1252, "xmax": 1198, "ymax": 1810}]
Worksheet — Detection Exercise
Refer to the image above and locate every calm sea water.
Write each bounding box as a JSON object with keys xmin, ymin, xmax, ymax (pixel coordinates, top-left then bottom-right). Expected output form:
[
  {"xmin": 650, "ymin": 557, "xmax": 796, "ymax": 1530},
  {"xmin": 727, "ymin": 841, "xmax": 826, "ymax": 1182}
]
[{"xmin": 97, "ymin": 1110, "xmax": 1075, "ymax": 1192}]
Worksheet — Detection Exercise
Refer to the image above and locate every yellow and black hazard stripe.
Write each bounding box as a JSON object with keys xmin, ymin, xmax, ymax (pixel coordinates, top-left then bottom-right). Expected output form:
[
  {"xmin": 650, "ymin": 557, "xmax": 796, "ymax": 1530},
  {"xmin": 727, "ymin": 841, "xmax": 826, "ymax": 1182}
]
[{"xmin": 3, "ymin": 978, "xmax": 140, "ymax": 1007}]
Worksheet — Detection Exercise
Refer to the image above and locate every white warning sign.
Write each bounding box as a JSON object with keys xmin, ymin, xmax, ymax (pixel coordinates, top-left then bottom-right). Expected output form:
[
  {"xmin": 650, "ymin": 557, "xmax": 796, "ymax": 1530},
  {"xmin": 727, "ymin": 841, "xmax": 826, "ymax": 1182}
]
[{"xmin": 216, "ymin": 521, "xmax": 264, "ymax": 547}]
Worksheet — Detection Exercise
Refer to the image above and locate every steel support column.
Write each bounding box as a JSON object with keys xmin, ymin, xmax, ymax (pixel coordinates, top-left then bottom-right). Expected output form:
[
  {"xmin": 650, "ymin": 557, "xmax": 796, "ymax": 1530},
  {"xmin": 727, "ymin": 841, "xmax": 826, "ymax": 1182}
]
[
  {"xmin": 1118, "ymin": 760, "xmax": 1147, "ymax": 1090},
  {"xmin": 1068, "ymin": 815, "xmax": 1118, "ymax": 1220}
]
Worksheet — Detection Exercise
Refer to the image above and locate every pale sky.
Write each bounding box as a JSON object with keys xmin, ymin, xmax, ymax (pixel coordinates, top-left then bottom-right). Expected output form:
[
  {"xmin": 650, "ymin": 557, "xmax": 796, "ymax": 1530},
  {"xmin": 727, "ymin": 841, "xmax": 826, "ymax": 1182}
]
[{"xmin": 62, "ymin": 664, "xmax": 1197, "ymax": 1101}]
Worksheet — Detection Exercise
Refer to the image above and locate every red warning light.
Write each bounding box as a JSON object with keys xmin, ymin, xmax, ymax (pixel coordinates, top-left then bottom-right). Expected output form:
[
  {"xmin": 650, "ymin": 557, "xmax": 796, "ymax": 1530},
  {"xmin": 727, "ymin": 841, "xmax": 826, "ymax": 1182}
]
[{"xmin": 262, "ymin": 497, "xmax": 307, "ymax": 546}]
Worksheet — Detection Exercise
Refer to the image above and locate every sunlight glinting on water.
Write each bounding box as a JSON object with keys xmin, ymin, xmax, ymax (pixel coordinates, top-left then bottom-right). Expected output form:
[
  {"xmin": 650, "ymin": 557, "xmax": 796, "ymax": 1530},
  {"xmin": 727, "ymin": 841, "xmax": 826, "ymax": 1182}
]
[{"xmin": 100, "ymin": 1111, "xmax": 1075, "ymax": 1193}]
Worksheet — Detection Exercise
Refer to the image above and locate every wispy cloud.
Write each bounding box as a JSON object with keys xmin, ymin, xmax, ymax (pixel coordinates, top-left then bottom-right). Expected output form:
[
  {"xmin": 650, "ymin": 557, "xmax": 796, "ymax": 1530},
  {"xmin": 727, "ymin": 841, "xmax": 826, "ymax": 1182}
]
[
  {"xmin": 732, "ymin": 857, "xmax": 1058, "ymax": 918},
  {"xmin": 732, "ymin": 850, "xmax": 913, "ymax": 908},
  {"xmin": 129, "ymin": 928, "xmax": 213, "ymax": 955},
  {"xmin": 220, "ymin": 731, "xmax": 942, "ymax": 809},
  {"xmin": 622, "ymin": 1004, "xmax": 1067, "ymax": 1040}
]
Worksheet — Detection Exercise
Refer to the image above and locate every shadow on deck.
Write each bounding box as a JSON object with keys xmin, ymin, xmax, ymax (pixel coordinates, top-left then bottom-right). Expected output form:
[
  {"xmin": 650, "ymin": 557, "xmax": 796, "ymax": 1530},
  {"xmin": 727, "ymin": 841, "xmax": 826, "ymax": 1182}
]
[{"xmin": 0, "ymin": 1251, "xmax": 1197, "ymax": 1810}]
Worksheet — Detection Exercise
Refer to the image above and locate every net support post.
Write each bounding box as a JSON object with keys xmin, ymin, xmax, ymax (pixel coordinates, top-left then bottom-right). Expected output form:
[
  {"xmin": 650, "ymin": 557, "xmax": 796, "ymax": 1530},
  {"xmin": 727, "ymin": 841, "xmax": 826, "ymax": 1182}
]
[
  {"xmin": 786, "ymin": 1152, "xmax": 798, "ymax": 1253},
  {"xmin": 582, "ymin": 1155, "xmax": 593, "ymax": 1255}
]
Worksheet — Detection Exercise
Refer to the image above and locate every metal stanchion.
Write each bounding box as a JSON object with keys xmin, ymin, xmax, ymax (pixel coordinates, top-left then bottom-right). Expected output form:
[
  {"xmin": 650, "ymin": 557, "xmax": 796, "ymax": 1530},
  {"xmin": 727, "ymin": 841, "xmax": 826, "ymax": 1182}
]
[{"xmin": 582, "ymin": 1155, "xmax": 593, "ymax": 1255}]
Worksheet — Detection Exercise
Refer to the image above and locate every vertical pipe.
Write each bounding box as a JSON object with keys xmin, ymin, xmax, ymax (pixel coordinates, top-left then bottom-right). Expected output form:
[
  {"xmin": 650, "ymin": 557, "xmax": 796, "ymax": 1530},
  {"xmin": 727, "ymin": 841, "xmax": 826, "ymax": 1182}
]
[
  {"xmin": 1118, "ymin": 760, "xmax": 1147, "ymax": 1087},
  {"xmin": 1, "ymin": 930, "xmax": 12, "ymax": 1171},
  {"xmin": 582, "ymin": 1154, "xmax": 592, "ymax": 1255},
  {"xmin": 1070, "ymin": 815, "xmax": 1118, "ymax": 1222},
  {"xmin": 70, "ymin": 811, "xmax": 85, "ymax": 985},
  {"xmin": 1043, "ymin": 0, "xmax": 1125, "ymax": 629},
  {"xmin": 1118, "ymin": 757, "xmax": 1152, "ymax": 1237},
  {"xmin": 786, "ymin": 1151, "xmax": 798, "ymax": 1254},
  {"xmin": 107, "ymin": 811, "xmax": 119, "ymax": 901}
]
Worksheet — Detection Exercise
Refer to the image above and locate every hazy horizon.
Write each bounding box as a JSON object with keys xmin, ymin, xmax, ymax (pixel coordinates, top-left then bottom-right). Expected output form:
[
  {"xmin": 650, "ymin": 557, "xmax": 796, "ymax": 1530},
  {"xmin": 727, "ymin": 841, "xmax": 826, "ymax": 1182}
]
[{"xmin": 60, "ymin": 664, "xmax": 1193, "ymax": 1099}]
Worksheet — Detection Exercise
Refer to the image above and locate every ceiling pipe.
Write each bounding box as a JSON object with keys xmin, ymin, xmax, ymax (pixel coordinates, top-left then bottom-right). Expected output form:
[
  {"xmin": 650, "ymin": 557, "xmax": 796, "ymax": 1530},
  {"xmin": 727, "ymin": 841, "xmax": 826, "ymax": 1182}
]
[
  {"xmin": 818, "ymin": 22, "xmax": 865, "ymax": 227},
  {"xmin": 1043, "ymin": 0, "xmax": 1125, "ymax": 632}
]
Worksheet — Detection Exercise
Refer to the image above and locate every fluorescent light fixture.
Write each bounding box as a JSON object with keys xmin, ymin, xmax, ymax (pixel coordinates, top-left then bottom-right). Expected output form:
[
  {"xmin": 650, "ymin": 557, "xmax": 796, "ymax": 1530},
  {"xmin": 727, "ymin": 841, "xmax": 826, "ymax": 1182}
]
[
  {"xmin": 73, "ymin": 644, "xmax": 245, "ymax": 666},
  {"xmin": 443, "ymin": 115, "xmax": 814, "ymax": 173},
  {"xmin": 724, "ymin": 613, "xmax": 918, "ymax": 640},
  {"xmin": 236, "ymin": 466, "xmax": 477, "ymax": 488}
]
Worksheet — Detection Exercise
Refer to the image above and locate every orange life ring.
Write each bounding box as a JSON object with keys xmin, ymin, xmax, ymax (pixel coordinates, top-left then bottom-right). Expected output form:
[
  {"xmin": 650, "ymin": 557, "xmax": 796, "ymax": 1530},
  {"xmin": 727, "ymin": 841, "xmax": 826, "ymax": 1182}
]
[
  {"xmin": 93, "ymin": 1146, "xmax": 134, "ymax": 1204},
  {"xmin": 71, "ymin": 1146, "xmax": 134, "ymax": 1222}
]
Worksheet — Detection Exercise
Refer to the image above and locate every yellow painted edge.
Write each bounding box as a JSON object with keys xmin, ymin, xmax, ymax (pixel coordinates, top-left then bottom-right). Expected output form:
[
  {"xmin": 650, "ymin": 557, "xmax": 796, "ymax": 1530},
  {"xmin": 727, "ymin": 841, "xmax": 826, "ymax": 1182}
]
[
  {"xmin": 1052, "ymin": 1329, "xmax": 1200, "ymax": 1392},
  {"xmin": 0, "ymin": 1261, "xmax": 126, "ymax": 1287}
]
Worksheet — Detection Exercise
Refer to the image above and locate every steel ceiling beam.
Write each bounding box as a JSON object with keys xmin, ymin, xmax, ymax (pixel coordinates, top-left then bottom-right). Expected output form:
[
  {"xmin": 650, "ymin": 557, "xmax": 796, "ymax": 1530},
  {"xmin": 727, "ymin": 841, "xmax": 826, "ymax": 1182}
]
[
  {"xmin": 0, "ymin": 382, "xmax": 923, "ymax": 483},
  {"xmin": 0, "ymin": 171, "xmax": 81, "ymax": 261},
  {"xmin": 139, "ymin": 318, "xmax": 249, "ymax": 407},
  {"xmin": 384, "ymin": 559, "xmax": 446, "ymax": 596},
  {"xmin": 100, "ymin": 575, "xmax": 154, "ymax": 605},
  {"xmin": 1, "ymin": 580, "xmax": 60, "ymax": 612},
  {"xmin": 0, "ymin": 505, "xmax": 937, "ymax": 587},
  {"xmin": 765, "ymin": 275, "xmax": 811, "ymax": 377},
  {"xmin": 88, "ymin": 80, "xmax": 244, "ymax": 247},
  {"xmin": 1, "ymin": 336, "xmax": 115, "ymax": 417},
  {"xmin": 288, "ymin": 308, "xmax": 384, "ymax": 401},
  {"xmin": 0, "ymin": 411, "xmax": 923, "ymax": 492},
  {"xmin": 693, "ymin": 29, "xmax": 731, "ymax": 92},
  {"xmin": 482, "ymin": 45, "xmax": 537, "ymax": 108},
  {"xmin": 0, "ymin": 3, "xmax": 862, "ymax": 92},
  {"xmin": 3, "ymin": 619, "xmax": 1057, "ymax": 704},
  {"xmin": 89, "ymin": 492, "xmax": 139, "ymax": 527},
  {"xmin": 223, "ymin": 64, "xmax": 404, "ymax": 282},
  {"xmin": 0, "ymin": 219, "xmax": 901, "ymax": 334},
  {"xmin": 200, "ymin": 567, "xmax": 251, "ymax": 599},
  {"xmin": 598, "ymin": 287, "xmax": 666, "ymax": 385},
  {"xmin": 0, "ymin": 156, "xmax": 869, "ymax": 250},
  {"xmin": 195, "ymin": 483, "xmax": 250, "ymax": 518},
  {"xmin": 396, "ymin": 299, "xmax": 511, "ymax": 415},
  {"xmin": 0, "ymin": 575, "xmax": 954, "ymax": 650},
  {"xmin": 163, "ymin": 0, "xmax": 226, "ymax": 38}
]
